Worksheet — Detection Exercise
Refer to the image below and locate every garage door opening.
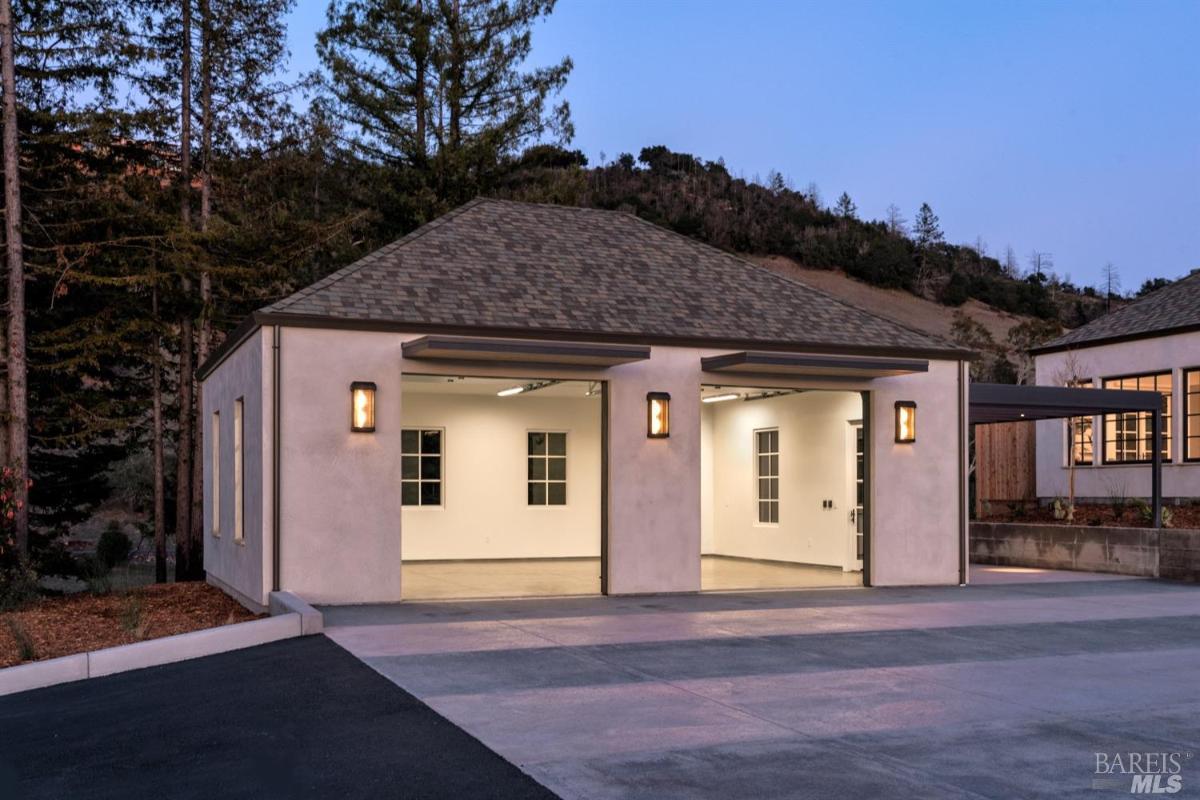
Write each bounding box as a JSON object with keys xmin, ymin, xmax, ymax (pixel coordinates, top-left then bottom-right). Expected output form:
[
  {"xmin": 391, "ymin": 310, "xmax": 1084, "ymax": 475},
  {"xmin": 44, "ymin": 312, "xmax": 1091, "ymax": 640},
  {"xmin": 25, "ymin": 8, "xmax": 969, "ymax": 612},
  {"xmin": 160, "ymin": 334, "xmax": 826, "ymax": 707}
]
[
  {"xmin": 700, "ymin": 385, "xmax": 866, "ymax": 591},
  {"xmin": 400, "ymin": 375, "xmax": 604, "ymax": 600}
]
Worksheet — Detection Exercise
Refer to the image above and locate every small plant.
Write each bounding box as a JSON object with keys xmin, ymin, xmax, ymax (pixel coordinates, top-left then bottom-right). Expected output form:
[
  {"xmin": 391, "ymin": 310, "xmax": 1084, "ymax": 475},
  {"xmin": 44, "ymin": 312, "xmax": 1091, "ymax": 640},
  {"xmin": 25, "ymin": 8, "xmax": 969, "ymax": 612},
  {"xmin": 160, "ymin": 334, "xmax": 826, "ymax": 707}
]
[
  {"xmin": 1134, "ymin": 498, "xmax": 1152, "ymax": 525},
  {"xmin": 1104, "ymin": 476, "xmax": 1129, "ymax": 518},
  {"xmin": 1162, "ymin": 507, "xmax": 1174, "ymax": 529},
  {"xmin": 4, "ymin": 617, "xmax": 37, "ymax": 662},
  {"xmin": 1052, "ymin": 496, "xmax": 1069, "ymax": 520},
  {"xmin": 120, "ymin": 593, "xmax": 148, "ymax": 639},
  {"xmin": 96, "ymin": 522, "xmax": 133, "ymax": 570},
  {"xmin": 80, "ymin": 556, "xmax": 112, "ymax": 596}
]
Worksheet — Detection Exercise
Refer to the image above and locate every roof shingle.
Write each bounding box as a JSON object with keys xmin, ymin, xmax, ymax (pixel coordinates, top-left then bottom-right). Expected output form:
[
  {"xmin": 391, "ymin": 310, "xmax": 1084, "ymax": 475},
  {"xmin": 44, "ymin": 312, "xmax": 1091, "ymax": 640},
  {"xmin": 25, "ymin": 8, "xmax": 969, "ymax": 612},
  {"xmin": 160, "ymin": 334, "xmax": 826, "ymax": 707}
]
[
  {"xmin": 1034, "ymin": 270, "xmax": 1200, "ymax": 353},
  {"xmin": 262, "ymin": 198, "xmax": 961, "ymax": 356}
]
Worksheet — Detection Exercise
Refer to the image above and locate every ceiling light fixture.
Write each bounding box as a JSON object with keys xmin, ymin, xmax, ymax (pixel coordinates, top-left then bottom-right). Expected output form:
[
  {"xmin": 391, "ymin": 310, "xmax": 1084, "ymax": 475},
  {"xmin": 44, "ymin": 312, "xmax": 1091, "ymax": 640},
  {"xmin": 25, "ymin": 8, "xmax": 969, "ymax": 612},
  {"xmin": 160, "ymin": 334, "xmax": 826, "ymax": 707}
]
[
  {"xmin": 702, "ymin": 393, "xmax": 740, "ymax": 404},
  {"xmin": 497, "ymin": 380, "xmax": 560, "ymax": 398}
]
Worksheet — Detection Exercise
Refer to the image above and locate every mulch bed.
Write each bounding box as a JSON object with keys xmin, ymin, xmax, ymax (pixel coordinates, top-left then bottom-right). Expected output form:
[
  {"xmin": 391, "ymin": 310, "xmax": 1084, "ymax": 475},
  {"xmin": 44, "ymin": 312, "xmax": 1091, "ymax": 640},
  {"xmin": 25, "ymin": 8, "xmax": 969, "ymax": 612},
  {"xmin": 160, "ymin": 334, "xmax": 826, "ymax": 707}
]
[
  {"xmin": 978, "ymin": 502, "xmax": 1200, "ymax": 529},
  {"xmin": 0, "ymin": 582, "xmax": 261, "ymax": 669}
]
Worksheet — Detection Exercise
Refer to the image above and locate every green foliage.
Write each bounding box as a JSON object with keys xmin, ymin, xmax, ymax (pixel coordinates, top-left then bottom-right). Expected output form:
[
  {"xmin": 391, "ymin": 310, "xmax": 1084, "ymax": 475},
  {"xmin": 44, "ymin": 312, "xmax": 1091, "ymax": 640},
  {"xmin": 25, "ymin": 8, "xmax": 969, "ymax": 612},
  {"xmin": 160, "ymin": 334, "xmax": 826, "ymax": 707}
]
[
  {"xmin": 97, "ymin": 522, "xmax": 133, "ymax": 569},
  {"xmin": 4, "ymin": 618, "xmax": 38, "ymax": 661}
]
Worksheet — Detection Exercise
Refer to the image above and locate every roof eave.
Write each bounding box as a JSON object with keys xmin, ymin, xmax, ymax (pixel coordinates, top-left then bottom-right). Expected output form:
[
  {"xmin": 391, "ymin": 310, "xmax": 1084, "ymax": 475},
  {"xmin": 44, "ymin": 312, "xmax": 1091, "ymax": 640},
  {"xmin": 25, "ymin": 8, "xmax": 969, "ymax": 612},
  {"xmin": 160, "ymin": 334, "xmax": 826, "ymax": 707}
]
[{"xmin": 1030, "ymin": 322, "xmax": 1200, "ymax": 356}]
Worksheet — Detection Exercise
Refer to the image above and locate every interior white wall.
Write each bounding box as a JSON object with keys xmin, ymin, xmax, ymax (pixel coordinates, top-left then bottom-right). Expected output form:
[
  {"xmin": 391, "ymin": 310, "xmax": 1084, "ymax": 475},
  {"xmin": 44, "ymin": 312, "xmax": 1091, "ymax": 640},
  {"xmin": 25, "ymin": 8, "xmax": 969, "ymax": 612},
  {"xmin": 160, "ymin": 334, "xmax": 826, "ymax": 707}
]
[
  {"xmin": 700, "ymin": 407, "xmax": 715, "ymax": 553},
  {"xmin": 400, "ymin": 390, "xmax": 601, "ymax": 560},
  {"xmin": 701, "ymin": 392, "xmax": 862, "ymax": 568}
]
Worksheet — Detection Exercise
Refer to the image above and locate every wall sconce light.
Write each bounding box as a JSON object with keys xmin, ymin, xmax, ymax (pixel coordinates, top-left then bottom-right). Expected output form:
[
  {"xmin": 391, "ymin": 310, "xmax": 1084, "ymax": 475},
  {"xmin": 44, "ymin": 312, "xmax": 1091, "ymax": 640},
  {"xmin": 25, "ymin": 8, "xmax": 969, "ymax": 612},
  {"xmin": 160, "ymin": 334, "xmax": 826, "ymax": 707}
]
[
  {"xmin": 647, "ymin": 392, "xmax": 670, "ymax": 438},
  {"xmin": 351, "ymin": 382, "xmax": 376, "ymax": 432},
  {"xmin": 894, "ymin": 400, "xmax": 916, "ymax": 443}
]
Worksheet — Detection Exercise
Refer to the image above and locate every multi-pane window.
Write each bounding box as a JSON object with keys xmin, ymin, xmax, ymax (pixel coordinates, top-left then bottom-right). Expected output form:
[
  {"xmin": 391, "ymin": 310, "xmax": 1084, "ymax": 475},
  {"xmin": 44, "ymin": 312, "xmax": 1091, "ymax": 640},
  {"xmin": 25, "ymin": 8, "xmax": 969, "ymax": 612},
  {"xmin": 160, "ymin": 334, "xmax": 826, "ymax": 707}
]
[
  {"xmin": 528, "ymin": 432, "xmax": 567, "ymax": 505},
  {"xmin": 1186, "ymin": 369, "xmax": 1200, "ymax": 462},
  {"xmin": 1103, "ymin": 373, "xmax": 1172, "ymax": 463},
  {"xmin": 211, "ymin": 411, "xmax": 220, "ymax": 535},
  {"xmin": 1068, "ymin": 379, "xmax": 1093, "ymax": 466},
  {"xmin": 755, "ymin": 428, "xmax": 779, "ymax": 524},
  {"xmin": 402, "ymin": 429, "xmax": 443, "ymax": 506},
  {"xmin": 233, "ymin": 399, "xmax": 244, "ymax": 542}
]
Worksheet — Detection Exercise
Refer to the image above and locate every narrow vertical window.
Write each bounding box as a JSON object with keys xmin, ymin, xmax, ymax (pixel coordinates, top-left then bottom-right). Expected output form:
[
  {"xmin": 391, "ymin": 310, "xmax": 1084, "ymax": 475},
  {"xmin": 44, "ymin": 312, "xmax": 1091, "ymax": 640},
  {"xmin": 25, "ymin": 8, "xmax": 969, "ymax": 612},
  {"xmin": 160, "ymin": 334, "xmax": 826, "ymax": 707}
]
[
  {"xmin": 1186, "ymin": 369, "xmax": 1199, "ymax": 462},
  {"xmin": 401, "ymin": 429, "xmax": 443, "ymax": 506},
  {"xmin": 1068, "ymin": 379, "xmax": 1093, "ymax": 466},
  {"xmin": 528, "ymin": 432, "xmax": 567, "ymax": 505},
  {"xmin": 755, "ymin": 428, "xmax": 779, "ymax": 524},
  {"xmin": 234, "ymin": 398, "xmax": 244, "ymax": 542},
  {"xmin": 211, "ymin": 411, "xmax": 220, "ymax": 535}
]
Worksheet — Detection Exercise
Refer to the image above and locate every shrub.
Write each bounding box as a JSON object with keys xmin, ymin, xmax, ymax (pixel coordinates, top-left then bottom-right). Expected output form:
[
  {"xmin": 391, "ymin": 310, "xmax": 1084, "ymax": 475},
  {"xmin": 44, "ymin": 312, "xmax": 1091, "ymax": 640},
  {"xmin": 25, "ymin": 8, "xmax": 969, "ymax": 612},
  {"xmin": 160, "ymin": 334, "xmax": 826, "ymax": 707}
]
[
  {"xmin": 4, "ymin": 617, "xmax": 37, "ymax": 661},
  {"xmin": 96, "ymin": 522, "xmax": 132, "ymax": 569}
]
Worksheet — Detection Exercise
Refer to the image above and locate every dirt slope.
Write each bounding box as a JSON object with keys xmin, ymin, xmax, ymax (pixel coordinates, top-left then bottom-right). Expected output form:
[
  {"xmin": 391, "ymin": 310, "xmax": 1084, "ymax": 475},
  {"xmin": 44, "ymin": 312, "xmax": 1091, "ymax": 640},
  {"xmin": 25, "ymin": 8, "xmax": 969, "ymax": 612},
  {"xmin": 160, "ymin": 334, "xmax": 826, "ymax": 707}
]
[{"xmin": 748, "ymin": 254, "xmax": 1036, "ymax": 346}]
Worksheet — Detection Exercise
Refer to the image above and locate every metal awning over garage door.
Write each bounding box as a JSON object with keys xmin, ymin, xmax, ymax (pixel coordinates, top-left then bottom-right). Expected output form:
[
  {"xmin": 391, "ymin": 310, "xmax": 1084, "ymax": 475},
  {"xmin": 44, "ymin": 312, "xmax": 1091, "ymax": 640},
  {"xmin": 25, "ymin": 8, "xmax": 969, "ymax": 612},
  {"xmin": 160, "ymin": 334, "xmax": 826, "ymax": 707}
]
[
  {"xmin": 701, "ymin": 351, "xmax": 928, "ymax": 379},
  {"xmin": 402, "ymin": 335, "xmax": 651, "ymax": 367}
]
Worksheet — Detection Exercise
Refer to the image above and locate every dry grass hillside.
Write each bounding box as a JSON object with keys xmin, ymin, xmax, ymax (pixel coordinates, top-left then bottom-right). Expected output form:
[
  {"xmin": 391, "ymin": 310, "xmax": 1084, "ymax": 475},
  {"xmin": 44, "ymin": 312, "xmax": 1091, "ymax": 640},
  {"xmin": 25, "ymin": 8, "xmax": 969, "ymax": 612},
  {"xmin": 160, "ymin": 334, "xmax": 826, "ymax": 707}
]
[{"xmin": 749, "ymin": 254, "xmax": 1039, "ymax": 348}]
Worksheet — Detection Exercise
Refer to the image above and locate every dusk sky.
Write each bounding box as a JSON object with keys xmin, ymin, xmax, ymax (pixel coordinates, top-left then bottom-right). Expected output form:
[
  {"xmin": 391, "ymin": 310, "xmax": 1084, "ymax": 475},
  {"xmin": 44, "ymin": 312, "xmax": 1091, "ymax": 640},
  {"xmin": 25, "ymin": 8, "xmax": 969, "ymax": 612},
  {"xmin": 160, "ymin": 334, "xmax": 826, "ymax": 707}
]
[{"xmin": 286, "ymin": 0, "xmax": 1200, "ymax": 290}]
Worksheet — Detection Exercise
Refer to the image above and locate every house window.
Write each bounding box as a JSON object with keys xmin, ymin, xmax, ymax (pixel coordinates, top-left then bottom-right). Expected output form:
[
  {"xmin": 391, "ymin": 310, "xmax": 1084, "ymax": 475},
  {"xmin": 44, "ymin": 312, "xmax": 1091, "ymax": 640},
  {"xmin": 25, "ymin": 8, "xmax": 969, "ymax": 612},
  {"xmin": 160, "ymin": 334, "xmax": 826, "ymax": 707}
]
[
  {"xmin": 211, "ymin": 411, "xmax": 220, "ymax": 535},
  {"xmin": 528, "ymin": 432, "xmax": 566, "ymax": 505},
  {"xmin": 402, "ymin": 429, "xmax": 442, "ymax": 506},
  {"xmin": 1103, "ymin": 372, "xmax": 1172, "ymax": 463},
  {"xmin": 234, "ymin": 399, "xmax": 244, "ymax": 542},
  {"xmin": 1068, "ymin": 379, "xmax": 1093, "ymax": 466},
  {"xmin": 755, "ymin": 428, "xmax": 779, "ymax": 524},
  {"xmin": 1186, "ymin": 369, "xmax": 1200, "ymax": 462}
]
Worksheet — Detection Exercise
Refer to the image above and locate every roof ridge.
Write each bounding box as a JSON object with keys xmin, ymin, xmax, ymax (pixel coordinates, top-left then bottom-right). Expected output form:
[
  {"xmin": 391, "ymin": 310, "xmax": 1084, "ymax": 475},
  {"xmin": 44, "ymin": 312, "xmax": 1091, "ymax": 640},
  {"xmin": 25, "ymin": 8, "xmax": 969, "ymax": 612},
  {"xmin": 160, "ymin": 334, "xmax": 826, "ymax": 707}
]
[
  {"xmin": 612, "ymin": 207, "xmax": 959, "ymax": 352},
  {"xmin": 1040, "ymin": 268, "xmax": 1200, "ymax": 349},
  {"xmin": 267, "ymin": 198, "xmax": 490, "ymax": 313}
]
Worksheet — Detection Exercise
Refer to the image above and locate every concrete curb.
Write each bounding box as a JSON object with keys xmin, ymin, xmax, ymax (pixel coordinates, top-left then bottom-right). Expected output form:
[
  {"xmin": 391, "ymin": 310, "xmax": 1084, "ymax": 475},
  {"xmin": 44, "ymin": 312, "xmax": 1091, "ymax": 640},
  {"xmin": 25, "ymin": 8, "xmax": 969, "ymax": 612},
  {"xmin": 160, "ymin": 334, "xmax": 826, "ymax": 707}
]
[
  {"xmin": 269, "ymin": 591, "xmax": 324, "ymax": 635},
  {"xmin": 0, "ymin": 613, "xmax": 303, "ymax": 697}
]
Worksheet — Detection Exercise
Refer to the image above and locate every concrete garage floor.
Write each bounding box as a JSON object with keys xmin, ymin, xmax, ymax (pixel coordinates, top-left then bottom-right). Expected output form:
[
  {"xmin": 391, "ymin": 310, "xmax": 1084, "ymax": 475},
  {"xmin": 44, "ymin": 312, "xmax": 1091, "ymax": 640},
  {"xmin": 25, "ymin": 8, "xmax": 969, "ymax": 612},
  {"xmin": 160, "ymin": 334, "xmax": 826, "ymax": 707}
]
[
  {"xmin": 327, "ymin": 567, "xmax": 1200, "ymax": 799},
  {"xmin": 402, "ymin": 555, "xmax": 860, "ymax": 599}
]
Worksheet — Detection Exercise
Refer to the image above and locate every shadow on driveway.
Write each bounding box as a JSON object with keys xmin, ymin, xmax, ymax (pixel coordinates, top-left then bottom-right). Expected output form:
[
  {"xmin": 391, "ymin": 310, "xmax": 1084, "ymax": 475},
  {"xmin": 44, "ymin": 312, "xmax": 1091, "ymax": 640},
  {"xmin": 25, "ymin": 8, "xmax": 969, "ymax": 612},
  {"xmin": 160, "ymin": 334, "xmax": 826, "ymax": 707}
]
[{"xmin": 0, "ymin": 636, "xmax": 557, "ymax": 800}]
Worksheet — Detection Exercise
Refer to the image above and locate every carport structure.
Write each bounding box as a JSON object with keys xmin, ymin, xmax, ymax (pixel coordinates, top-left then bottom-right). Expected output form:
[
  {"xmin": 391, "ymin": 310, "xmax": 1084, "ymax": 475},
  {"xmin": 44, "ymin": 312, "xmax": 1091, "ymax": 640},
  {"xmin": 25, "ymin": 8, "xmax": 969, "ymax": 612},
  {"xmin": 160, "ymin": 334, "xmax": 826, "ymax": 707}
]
[{"xmin": 969, "ymin": 383, "xmax": 1164, "ymax": 527}]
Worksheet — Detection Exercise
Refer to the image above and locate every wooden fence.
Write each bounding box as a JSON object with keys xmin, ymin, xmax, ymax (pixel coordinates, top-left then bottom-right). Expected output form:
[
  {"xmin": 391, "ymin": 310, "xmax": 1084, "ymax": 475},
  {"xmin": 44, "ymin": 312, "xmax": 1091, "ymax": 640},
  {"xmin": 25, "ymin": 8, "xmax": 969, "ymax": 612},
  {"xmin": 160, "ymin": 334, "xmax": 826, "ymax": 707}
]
[{"xmin": 974, "ymin": 421, "xmax": 1036, "ymax": 516}]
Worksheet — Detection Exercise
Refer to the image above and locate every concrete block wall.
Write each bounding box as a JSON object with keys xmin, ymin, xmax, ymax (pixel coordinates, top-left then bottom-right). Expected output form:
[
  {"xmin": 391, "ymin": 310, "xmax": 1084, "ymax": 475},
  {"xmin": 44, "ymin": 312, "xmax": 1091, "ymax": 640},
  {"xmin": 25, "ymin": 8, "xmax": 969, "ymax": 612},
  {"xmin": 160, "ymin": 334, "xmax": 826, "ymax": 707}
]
[{"xmin": 971, "ymin": 522, "xmax": 1200, "ymax": 581}]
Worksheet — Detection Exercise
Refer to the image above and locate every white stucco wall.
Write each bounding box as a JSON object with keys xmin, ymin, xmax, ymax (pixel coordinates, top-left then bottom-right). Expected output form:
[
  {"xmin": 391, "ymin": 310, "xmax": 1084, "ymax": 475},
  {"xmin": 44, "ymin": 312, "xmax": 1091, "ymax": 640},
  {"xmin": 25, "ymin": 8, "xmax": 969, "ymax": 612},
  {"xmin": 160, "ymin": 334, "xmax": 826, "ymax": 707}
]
[
  {"xmin": 868, "ymin": 360, "xmax": 966, "ymax": 586},
  {"xmin": 278, "ymin": 327, "xmax": 404, "ymax": 604},
  {"xmin": 201, "ymin": 328, "xmax": 271, "ymax": 610},
  {"xmin": 1034, "ymin": 331, "xmax": 1200, "ymax": 501},
  {"xmin": 399, "ymin": 391, "xmax": 602, "ymax": 560},
  {"xmin": 702, "ymin": 391, "xmax": 862, "ymax": 569},
  {"xmin": 204, "ymin": 323, "xmax": 966, "ymax": 603}
]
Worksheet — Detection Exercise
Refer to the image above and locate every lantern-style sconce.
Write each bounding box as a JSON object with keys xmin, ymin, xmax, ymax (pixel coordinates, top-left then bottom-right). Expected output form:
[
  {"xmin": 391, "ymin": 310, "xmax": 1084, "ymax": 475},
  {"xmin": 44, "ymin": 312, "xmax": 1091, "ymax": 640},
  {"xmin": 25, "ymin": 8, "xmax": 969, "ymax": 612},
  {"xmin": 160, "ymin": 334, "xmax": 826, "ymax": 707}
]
[
  {"xmin": 647, "ymin": 392, "xmax": 670, "ymax": 438},
  {"xmin": 351, "ymin": 382, "xmax": 377, "ymax": 432},
  {"xmin": 894, "ymin": 400, "xmax": 916, "ymax": 444}
]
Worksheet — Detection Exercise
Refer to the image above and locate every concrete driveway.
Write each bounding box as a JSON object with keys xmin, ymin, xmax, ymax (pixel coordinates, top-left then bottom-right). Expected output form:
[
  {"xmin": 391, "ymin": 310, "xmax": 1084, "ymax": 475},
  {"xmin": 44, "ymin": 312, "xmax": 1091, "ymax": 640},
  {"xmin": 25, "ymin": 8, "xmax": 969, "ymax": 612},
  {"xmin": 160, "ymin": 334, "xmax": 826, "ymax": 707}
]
[{"xmin": 323, "ymin": 568, "xmax": 1200, "ymax": 799}]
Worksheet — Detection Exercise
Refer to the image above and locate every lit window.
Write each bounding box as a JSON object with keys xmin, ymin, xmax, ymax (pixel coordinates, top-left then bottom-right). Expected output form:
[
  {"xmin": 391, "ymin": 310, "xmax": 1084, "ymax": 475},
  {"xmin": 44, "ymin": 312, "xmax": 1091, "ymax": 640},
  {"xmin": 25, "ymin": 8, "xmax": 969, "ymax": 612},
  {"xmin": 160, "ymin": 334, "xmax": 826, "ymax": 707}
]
[
  {"xmin": 234, "ymin": 399, "xmax": 244, "ymax": 541},
  {"xmin": 211, "ymin": 411, "xmax": 220, "ymax": 535},
  {"xmin": 1103, "ymin": 373, "xmax": 1171, "ymax": 463},
  {"xmin": 756, "ymin": 428, "xmax": 779, "ymax": 524},
  {"xmin": 528, "ymin": 432, "xmax": 567, "ymax": 505},
  {"xmin": 402, "ymin": 429, "xmax": 442, "ymax": 506},
  {"xmin": 1186, "ymin": 369, "xmax": 1199, "ymax": 462},
  {"xmin": 1068, "ymin": 379, "xmax": 1093, "ymax": 466}
]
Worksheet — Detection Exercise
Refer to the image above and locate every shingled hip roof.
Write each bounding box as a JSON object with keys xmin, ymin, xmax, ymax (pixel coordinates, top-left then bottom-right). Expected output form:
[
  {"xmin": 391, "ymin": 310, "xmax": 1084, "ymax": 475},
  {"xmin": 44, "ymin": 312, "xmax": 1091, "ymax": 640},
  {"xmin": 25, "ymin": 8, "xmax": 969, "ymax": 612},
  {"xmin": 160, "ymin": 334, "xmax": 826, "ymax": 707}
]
[
  {"xmin": 1032, "ymin": 270, "xmax": 1200, "ymax": 354},
  {"xmin": 259, "ymin": 198, "xmax": 964, "ymax": 358}
]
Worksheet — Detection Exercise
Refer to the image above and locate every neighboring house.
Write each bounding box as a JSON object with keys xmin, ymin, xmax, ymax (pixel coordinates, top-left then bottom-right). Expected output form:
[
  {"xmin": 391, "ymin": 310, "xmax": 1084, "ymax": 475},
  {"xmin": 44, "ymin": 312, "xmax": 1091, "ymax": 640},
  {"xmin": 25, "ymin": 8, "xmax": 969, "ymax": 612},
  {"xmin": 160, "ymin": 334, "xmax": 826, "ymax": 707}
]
[
  {"xmin": 1032, "ymin": 270, "xmax": 1200, "ymax": 504},
  {"xmin": 197, "ymin": 198, "xmax": 971, "ymax": 609}
]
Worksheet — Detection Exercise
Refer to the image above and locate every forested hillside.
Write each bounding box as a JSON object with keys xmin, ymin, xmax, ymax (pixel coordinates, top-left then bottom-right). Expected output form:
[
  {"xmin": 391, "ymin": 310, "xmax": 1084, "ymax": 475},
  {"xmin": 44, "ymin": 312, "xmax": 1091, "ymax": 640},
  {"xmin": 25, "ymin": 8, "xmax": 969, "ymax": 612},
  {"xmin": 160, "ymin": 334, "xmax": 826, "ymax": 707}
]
[{"xmin": 0, "ymin": 0, "xmax": 1143, "ymax": 591}]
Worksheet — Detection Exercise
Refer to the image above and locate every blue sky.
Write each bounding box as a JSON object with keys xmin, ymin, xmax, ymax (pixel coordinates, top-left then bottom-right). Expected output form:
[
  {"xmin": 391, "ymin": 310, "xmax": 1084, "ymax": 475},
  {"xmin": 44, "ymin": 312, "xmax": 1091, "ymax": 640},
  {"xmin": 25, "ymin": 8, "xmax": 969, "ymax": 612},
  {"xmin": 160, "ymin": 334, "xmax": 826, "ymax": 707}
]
[{"xmin": 285, "ymin": 0, "xmax": 1199, "ymax": 290}]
